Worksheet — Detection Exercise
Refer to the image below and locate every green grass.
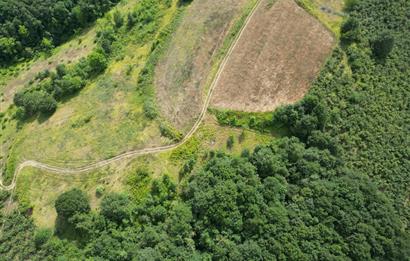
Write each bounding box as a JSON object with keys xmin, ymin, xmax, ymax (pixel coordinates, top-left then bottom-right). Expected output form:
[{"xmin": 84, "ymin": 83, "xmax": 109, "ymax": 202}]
[
  {"xmin": 16, "ymin": 115, "xmax": 273, "ymax": 227},
  {"xmin": 1, "ymin": 0, "xmax": 181, "ymax": 173},
  {"xmin": 6, "ymin": 0, "xmax": 274, "ymax": 226},
  {"xmin": 296, "ymin": 0, "xmax": 345, "ymax": 37},
  {"xmin": 208, "ymin": 108, "xmax": 288, "ymax": 136},
  {"xmin": 15, "ymin": 165, "xmax": 123, "ymax": 228},
  {"xmin": 0, "ymin": 27, "xmax": 96, "ymax": 113}
]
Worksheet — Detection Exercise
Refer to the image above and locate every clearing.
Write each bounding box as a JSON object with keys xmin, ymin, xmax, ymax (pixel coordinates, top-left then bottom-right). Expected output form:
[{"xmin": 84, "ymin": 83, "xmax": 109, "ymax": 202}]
[
  {"xmin": 211, "ymin": 0, "xmax": 335, "ymax": 112},
  {"xmin": 154, "ymin": 0, "xmax": 252, "ymax": 132},
  {"xmin": 16, "ymin": 114, "xmax": 272, "ymax": 227},
  {"xmin": 0, "ymin": 28, "xmax": 96, "ymax": 113},
  {"xmin": 0, "ymin": 0, "xmax": 179, "ymax": 173}
]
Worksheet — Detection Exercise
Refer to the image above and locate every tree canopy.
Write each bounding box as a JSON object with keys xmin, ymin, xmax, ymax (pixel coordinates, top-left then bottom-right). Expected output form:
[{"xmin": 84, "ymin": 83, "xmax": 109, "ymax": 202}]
[{"xmin": 0, "ymin": 0, "xmax": 120, "ymax": 65}]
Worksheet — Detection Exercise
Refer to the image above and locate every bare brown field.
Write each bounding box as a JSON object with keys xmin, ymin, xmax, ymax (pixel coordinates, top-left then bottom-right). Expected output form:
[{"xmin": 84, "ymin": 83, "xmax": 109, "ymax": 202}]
[
  {"xmin": 154, "ymin": 0, "xmax": 249, "ymax": 132},
  {"xmin": 211, "ymin": 0, "xmax": 335, "ymax": 112}
]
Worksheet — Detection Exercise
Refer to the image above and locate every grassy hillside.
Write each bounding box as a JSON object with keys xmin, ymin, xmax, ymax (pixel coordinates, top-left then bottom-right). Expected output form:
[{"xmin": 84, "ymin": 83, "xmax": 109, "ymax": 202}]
[{"xmin": 1, "ymin": 0, "xmax": 181, "ymax": 183}]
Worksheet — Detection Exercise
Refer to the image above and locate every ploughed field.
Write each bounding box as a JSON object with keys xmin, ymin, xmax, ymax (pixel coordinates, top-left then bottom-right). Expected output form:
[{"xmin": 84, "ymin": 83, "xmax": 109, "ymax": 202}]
[
  {"xmin": 211, "ymin": 0, "xmax": 334, "ymax": 112},
  {"xmin": 154, "ymin": 0, "xmax": 250, "ymax": 131}
]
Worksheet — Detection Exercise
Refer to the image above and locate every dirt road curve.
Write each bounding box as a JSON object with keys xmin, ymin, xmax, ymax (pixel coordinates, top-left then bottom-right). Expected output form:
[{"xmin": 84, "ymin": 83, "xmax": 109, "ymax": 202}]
[{"xmin": 0, "ymin": 0, "xmax": 263, "ymax": 191}]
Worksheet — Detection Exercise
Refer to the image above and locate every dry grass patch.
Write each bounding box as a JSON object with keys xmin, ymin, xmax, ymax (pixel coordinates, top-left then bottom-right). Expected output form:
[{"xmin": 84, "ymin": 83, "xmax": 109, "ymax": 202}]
[
  {"xmin": 0, "ymin": 28, "xmax": 96, "ymax": 112},
  {"xmin": 15, "ymin": 114, "xmax": 272, "ymax": 227},
  {"xmin": 211, "ymin": 0, "xmax": 335, "ymax": 112},
  {"xmin": 296, "ymin": 0, "xmax": 345, "ymax": 36},
  {"xmin": 154, "ymin": 0, "xmax": 250, "ymax": 132}
]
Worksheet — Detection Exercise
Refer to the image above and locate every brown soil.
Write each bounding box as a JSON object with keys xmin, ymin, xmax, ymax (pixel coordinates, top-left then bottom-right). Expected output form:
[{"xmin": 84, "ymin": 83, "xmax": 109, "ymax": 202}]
[
  {"xmin": 211, "ymin": 0, "xmax": 334, "ymax": 112},
  {"xmin": 154, "ymin": 0, "xmax": 248, "ymax": 132}
]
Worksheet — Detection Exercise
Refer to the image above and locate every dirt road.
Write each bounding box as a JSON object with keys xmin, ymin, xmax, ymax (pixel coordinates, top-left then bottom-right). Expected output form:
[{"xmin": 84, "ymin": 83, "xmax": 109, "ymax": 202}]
[{"xmin": 0, "ymin": 0, "xmax": 263, "ymax": 191}]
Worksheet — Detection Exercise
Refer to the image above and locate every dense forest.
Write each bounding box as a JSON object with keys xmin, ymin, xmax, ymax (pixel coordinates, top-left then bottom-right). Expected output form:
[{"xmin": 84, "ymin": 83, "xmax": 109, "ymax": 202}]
[
  {"xmin": 0, "ymin": 0, "xmax": 120, "ymax": 65},
  {"xmin": 1, "ymin": 0, "xmax": 409, "ymax": 260}
]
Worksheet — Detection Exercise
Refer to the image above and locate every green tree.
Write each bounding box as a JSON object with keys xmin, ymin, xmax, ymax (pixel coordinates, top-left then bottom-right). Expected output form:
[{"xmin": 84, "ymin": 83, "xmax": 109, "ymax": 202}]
[
  {"xmin": 100, "ymin": 193, "xmax": 131, "ymax": 224},
  {"xmin": 54, "ymin": 75, "xmax": 85, "ymax": 98},
  {"xmin": 14, "ymin": 90, "xmax": 57, "ymax": 116},
  {"xmin": 40, "ymin": 38, "xmax": 54, "ymax": 54},
  {"xmin": 372, "ymin": 32, "xmax": 394, "ymax": 59},
  {"xmin": 55, "ymin": 188, "xmax": 90, "ymax": 222},
  {"xmin": 86, "ymin": 51, "xmax": 108, "ymax": 76},
  {"xmin": 0, "ymin": 37, "xmax": 18, "ymax": 62}
]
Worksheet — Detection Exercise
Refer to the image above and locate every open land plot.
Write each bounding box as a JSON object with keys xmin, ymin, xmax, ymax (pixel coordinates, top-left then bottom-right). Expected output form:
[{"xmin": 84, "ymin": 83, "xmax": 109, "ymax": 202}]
[
  {"xmin": 1, "ymin": 1, "xmax": 179, "ymax": 169},
  {"xmin": 0, "ymin": 28, "xmax": 96, "ymax": 113},
  {"xmin": 154, "ymin": 0, "xmax": 251, "ymax": 132},
  {"xmin": 16, "ymin": 114, "xmax": 272, "ymax": 227},
  {"xmin": 0, "ymin": 0, "xmax": 152, "ymax": 113},
  {"xmin": 211, "ymin": 0, "xmax": 335, "ymax": 112}
]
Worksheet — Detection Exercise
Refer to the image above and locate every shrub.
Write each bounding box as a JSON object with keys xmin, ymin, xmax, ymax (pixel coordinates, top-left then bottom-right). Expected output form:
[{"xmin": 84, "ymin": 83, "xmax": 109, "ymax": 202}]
[
  {"xmin": 341, "ymin": 17, "xmax": 361, "ymax": 44},
  {"xmin": 113, "ymin": 10, "xmax": 124, "ymax": 28},
  {"xmin": 14, "ymin": 90, "xmax": 57, "ymax": 116},
  {"xmin": 86, "ymin": 51, "xmax": 108, "ymax": 76},
  {"xmin": 159, "ymin": 122, "xmax": 182, "ymax": 142},
  {"xmin": 143, "ymin": 99, "xmax": 158, "ymax": 119},
  {"xmin": 54, "ymin": 75, "xmax": 86, "ymax": 98},
  {"xmin": 95, "ymin": 185, "xmax": 105, "ymax": 198},
  {"xmin": 226, "ymin": 135, "xmax": 234, "ymax": 150},
  {"xmin": 34, "ymin": 228, "xmax": 52, "ymax": 249},
  {"xmin": 179, "ymin": 157, "xmax": 197, "ymax": 180}
]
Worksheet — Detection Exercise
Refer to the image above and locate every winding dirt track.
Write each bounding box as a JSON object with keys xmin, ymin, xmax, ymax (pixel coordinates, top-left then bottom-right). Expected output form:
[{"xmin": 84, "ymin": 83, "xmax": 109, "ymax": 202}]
[{"xmin": 0, "ymin": 0, "xmax": 263, "ymax": 191}]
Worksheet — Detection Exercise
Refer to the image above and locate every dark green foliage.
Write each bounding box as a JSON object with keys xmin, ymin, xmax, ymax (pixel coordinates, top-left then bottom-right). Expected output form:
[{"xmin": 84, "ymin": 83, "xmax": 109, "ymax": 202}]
[
  {"xmin": 274, "ymin": 95, "xmax": 327, "ymax": 140},
  {"xmin": 0, "ymin": 212, "xmax": 37, "ymax": 259},
  {"xmin": 143, "ymin": 99, "xmax": 158, "ymax": 119},
  {"xmin": 100, "ymin": 193, "xmax": 131, "ymax": 224},
  {"xmin": 13, "ymin": 49, "xmax": 107, "ymax": 117},
  {"xmin": 113, "ymin": 10, "xmax": 124, "ymax": 28},
  {"xmin": 341, "ymin": 17, "xmax": 361, "ymax": 44},
  {"xmin": 34, "ymin": 229, "xmax": 52, "ymax": 249},
  {"xmin": 226, "ymin": 135, "xmax": 234, "ymax": 149},
  {"xmin": 96, "ymin": 26, "xmax": 116, "ymax": 54},
  {"xmin": 251, "ymin": 146, "xmax": 288, "ymax": 178},
  {"xmin": 14, "ymin": 90, "xmax": 57, "ymax": 116},
  {"xmin": 54, "ymin": 75, "xmax": 86, "ymax": 98},
  {"xmin": 2, "ymin": 0, "xmax": 409, "ymax": 259},
  {"xmin": 179, "ymin": 157, "xmax": 196, "ymax": 180},
  {"xmin": 2, "ymin": 141, "xmax": 409, "ymax": 259},
  {"xmin": 0, "ymin": 0, "xmax": 120, "ymax": 65},
  {"xmin": 86, "ymin": 51, "xmax": 108, "ymax": 76},
  {"xmin": 55, "ymin": 188, "xmax": 90, "ymax": 221},
  {"xmin": 371, "ymin": 32, "xmax": 394, "ymax": 60},
  {"xmin": 127, "ymin": 12, "xmax": 137, "ymax": 29},
  {"xmin": 278, "ymin": 0, "xmax": 410, "ymax": 242}
]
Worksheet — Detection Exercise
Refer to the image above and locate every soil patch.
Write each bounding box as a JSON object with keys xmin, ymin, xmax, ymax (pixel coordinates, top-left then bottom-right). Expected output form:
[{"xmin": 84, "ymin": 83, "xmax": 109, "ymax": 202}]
[
  {"xmin": 154, "ymin": 0, "xmax": 248, "ymax": 132},
  {"xmin": 211, "ymin": 0, "xmax": 334, "ymax": 112}
]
